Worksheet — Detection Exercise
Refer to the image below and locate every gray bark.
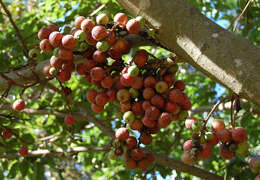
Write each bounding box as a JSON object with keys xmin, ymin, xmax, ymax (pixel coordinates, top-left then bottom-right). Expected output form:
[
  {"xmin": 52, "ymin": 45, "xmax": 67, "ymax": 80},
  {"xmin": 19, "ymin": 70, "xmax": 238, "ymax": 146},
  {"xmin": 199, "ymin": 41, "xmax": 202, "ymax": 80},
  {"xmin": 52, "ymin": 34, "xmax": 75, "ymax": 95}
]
[{"xmin": 117, "ymin": 0, "xmax": 260, "ymax": 107}]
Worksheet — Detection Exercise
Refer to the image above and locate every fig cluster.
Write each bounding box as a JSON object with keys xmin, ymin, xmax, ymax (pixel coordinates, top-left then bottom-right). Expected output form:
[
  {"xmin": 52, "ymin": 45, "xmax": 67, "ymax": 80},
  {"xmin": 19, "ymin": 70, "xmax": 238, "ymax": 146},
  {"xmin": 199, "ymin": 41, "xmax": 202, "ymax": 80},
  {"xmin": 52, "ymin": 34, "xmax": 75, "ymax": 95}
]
[
  {"xmin": 35, "ymin": 12, "xmax": 192, "ymax": 170},
  {"xmin": 182, "ymin": 117, "xmax": 249, "ymax": 165}
]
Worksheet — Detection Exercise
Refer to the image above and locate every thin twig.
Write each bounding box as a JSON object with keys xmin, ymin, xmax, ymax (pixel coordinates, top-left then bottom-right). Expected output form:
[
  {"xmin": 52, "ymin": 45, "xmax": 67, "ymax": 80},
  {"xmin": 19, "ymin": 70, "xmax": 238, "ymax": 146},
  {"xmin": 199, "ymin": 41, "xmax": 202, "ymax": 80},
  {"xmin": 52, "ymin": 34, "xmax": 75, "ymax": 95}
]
[
  {"xmin": 233, "ymin": 0, "xmax": 255, "ymax": 32},
  {"xmin": 203, "ymin": 95, "xmax": 232, "ymax": 132},
  {"xmin": 0, "ymin": 0, "xmax": 29, "ymax": 58}
]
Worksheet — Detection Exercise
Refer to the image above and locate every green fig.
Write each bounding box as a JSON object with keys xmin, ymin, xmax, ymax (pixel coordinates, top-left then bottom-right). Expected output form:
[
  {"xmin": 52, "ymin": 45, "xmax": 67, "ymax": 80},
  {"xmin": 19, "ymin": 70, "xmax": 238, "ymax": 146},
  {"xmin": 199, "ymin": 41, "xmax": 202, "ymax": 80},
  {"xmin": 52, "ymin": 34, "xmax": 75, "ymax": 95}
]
[
  {"xmin": 96, "ymin": 13, "xmax": 109, "ymax": 25},
  {"xmin": 129, "ymin": 88, "xmax": 139, "ymax": 98},
  {"xmin": 192, "ymin": 121, "xmax": 203, "ymax": 132},
  {"xmin": 179, "ymin": 110, "xmax": 188, "ymax": 121},
  {"xmin": 49, "ymin": 67, "xmax": 58, "ymax": 76},
  {"xmin": 79, "ymin": 42, "xmax": 89, "ymax": 51},
  {"xmin": 74, "ymin": 30, "xmax": 86, "ymax": 42},
  {"xmin": 123, "ymin": 111, "xmax": 135, "ymax": 123},
  {"xmin": 29, "ymin": 48, "xmax": 40, "ymax": 58},
  {"xmin": 135, "ymin": 16, "xmax": 145, "ymax": 26},
  {"xmin": 96, "ymin": 41, "xmax": 110, "ymax": 52},
  {"xmin": 128, "ymin": 65, "xmax": 139, "ymax": 77}
]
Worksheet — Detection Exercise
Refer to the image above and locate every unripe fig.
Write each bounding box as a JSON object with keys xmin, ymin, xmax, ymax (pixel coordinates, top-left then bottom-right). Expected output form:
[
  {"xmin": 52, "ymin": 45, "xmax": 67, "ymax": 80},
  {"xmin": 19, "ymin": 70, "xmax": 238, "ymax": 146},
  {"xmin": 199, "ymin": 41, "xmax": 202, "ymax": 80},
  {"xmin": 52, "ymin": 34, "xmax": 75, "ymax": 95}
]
[
  {"xmin": 12, "ymin": 99, "xmax": 25, "ymax": 111},
  {"xmin": 62, "ymin": 35, "xmax": 75, "ymax": 49},
  {"xmin": 137, "ymin": 159, "xmax": 150, "ymax": 171},
  {"xmin": 38, "ymin": 27, "xmax": 51, "ymax": 40},
  {"xmin": 130, "ymin": 118, "xmax": 143, "ymax": 131},
  {"xmin": 96, "ymin": 13, "xmax": 109, "ymax": 25},
  {"xmin": 142, "ymin": 87, "xmax": 155, "ymax": 100},
  {"xmin": 2, "ymin": 129, "xmax": 13, "ymax": 139},
  {"xmin": 91, "ymin": 103, "xmax": 104, "ymax": 113},
  {"xmin": 158, "ymin": 112, "xmax": 172, "ymax": 128},
  {"xmin": 81, "ymin": 18, "xmax": 95, "ymax": 33},
  {"xmin": 49, "ymin": 31, "xmax": 63, "ymax": 48},
  {"xmin": 120, "ymin": 102, "xmax": 131, "ymax": 113},
  {"xmin": 126, "ymin": 19, "xmax": 141, "ymax": 34},
  {"xmin": 135, "ymin": 16, "xmax": 145, "ymax": 26},
  {"xmin": 115, "ymin": 127, "xmax": 129, "ymax": 140},
  {"xmin": 116, "ymin": 89, "xmax": 130, "ymax": 103},
  {"xmin": 205, "ymin": 132, "xmax": 218, "ymax": 146},
  {"xmin": 91, "ymin": 25, "xmax": 108, "ymax": 41},
  {"xmin": 220, "ymin": 144, "xmax": 234, "ymax": 159},
  {"xmin": 132, "ymin": 76, "xmax": 143, "ymax": 89},
  {"xmin": 75, "ymin": 16, "xmax": 85, "ymax": 29},
  {"xmin": 141, "ymin": 102, "xmax": 151, "ymax": 112},
  {"xmin": 133, "ymin": 50, "xmax": 148, "ymax": 67},
  {"xmin": 128, "ymin": 65, "xmax": 139, "ymax": 77},
  {"xmin": 95, "ymin": 93, "xmax": 108, "ymax": 106},
  {"xmin": 250, "ymin": 158, "xmax": 260, "ymax": 173},
  {"xmin": 19, "ymin": 146, "xmax": 28, "ymax": 156},
  {"xmin": 96, "ymin": 41, "xmax": 110, "ymax": 52},
  {"xmin": 79, "ymin": 42, "xmax": 89, "ymax": 51},
  {"xmin": 74, "ymin": 30, "xmax": 86, "ymax": 42},
  {"xmin": 145, "ymin": 106, "xmax": 160, "ymax": 121},
  {"xmin": 144, "ymin": 76, "xmax": 156, "ymax": 88},
  {"xmin": 131, "ymin": 148, "xmax": 144, "ymax": 161},
  {"xmin": 236, "ymin": 141, "xmax": 249, "ymax": 157},
  {"xmin": 40, "ymin": 39, "xmax": 53, "ymax": 52},
  {"xmin": 147, "ymin": 28, "xmax": 155, "ymax": 37},
  {"xmin": 112, "ymin": 39, "xmax": 130, "ymax": 54},
  {"xmin": 129, "ymin": 88, "xmax": 139, "ymax": 98},
  {"xmin": 216, "ymin": 128, "xmax": 231, "ymax": 143},
  {"xmin": 90, "ymin": 67, "xmax": 105, "ymax": 81},
  {"xmin": 168, "ymin": 64, "xmax": 178, "ymax": 74},
  {"xmin": 106, "ymin": 89, "xmax": 116, "ymax": 102},
  {"xmin": 155, "ymin": 81, "xmax": 168, "ymax": 93},
  {"xmin": 123, "ymin": 111, "xmax": 135, "ymax": 123},
  {"xmin": 120, "ymin": 73, "xmax": 135, "ymax": 87},
  {"xmin": 43, "ymin": 65, "xmax": 52, "ymax": 78},
  {"xmin": 185, "ymin": 117, "xmax": 198, "ymax": 130},
  {"xmin": 58, "ymin": 48, "xmax": 73, "ymax": 61},
  {"xmin": 126, "ymin": 158, "xmax": 137, "ymax": 170},
  {"xmin": 126, "ymin": 136, "xmax": 137, "ymax": 149},
  {"xmin": 142, "ymin": 116, "xmax": 156, "ymax": 128},
  {"xmin": 50, "ymin": 56, "xmax": 62, "ymax": 68},
  {"xmin": 106, "ymin": 31, "xmax": 116, "ymax": 45},
  {"xmin": 131, "ymin": 102, "xmax": 144, "ymax": 116},
  {"xmin": 178, "ymin": 110, "xmax": 189, "ymax": 120},
  {"xmin": 86, "ymin": 89, "xmax": 97, "ymax": 103},
  {"xmin": 101, "ymin": 76, "xmax": 114, "ymax": 89},
  {"xmin": 140, "ymin": 133, "xmax": 152, "ymax": 145},
  {"xmin": 29, "ymin": 48, "xmax": 40, "ymax": 58},
  {"xmin": 174, "ymin": 80, "xmax": 186, "ymax": 91},
  {"xmin": 57, "ymin": 70, "xmax": 71, "ymax": 83},
  {"xmin": 198, "ymin": 144, "xmax": 211, "ymax": 159},
  {"xmin": 151, "ymin": 95, "xmax": 164, "ymax": 109},
  {"xmin": 212, "ymin": 119, "xmax": 225, "ymax": 132},
  {"xmin": 64, "ymin": 115, "xmax": 75, "ymax": 125},
  {"xmin": 113, "ymin": 13, "xmax": 128, "ymax": 27},
  {"xmin": 49, "ymin": 67, "xmax": 58, "ymax": 76},
  {"xmin": 183, "ymin": 140, "xmax": 192, "ymax": 151},
  {"xmin": 231, "ymin": 127, "xmax": 248, "ymax": 142}
]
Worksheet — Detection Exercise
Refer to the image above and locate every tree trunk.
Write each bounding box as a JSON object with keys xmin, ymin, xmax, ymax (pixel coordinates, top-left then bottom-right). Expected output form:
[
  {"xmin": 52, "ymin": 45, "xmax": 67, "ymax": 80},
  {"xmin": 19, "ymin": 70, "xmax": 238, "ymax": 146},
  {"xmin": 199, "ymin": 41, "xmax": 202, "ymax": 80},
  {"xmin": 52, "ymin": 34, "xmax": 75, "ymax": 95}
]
[{"xmin": 117, "ymin": 0, "xmax": 260, "ymax": 107}]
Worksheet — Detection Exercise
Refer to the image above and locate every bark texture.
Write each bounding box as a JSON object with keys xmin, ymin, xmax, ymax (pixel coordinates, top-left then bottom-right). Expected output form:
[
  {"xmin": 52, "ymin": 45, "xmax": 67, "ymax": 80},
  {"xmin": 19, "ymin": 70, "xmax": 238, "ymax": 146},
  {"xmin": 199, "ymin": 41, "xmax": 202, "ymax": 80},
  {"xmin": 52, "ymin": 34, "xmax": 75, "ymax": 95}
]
[{"xmin": 117, "ymin": 0, "xmax": 260, "ymax": 107}]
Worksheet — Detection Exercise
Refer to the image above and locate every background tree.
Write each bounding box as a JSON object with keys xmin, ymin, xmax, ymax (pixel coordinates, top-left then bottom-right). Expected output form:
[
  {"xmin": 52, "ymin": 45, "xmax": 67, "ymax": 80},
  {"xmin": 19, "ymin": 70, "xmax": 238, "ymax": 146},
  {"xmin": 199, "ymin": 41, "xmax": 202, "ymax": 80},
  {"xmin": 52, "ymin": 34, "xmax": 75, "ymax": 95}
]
[{"xmin": 0, "ymin": 0, "xmax": 259, "ymax": 179}]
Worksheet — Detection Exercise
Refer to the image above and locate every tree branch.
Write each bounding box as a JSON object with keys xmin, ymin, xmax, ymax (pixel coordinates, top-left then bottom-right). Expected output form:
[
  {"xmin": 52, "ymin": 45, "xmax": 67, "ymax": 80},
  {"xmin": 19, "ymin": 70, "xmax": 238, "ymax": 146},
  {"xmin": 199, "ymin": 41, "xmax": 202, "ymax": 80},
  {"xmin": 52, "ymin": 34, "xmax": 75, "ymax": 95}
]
[
  {"xmin": 0, "ymin": 0, "xmax": 29, "ymax": 58},
  {"xmin": 0, "ymin": 103, "xmax": 222, "ymax": 179},
  {"xmin": 0, "ymin": 145, "xmax": 110, "ymax": 159},
  {"xmin": 116, "ymin": 0, "xmax": 260, "ymax": 107}
]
